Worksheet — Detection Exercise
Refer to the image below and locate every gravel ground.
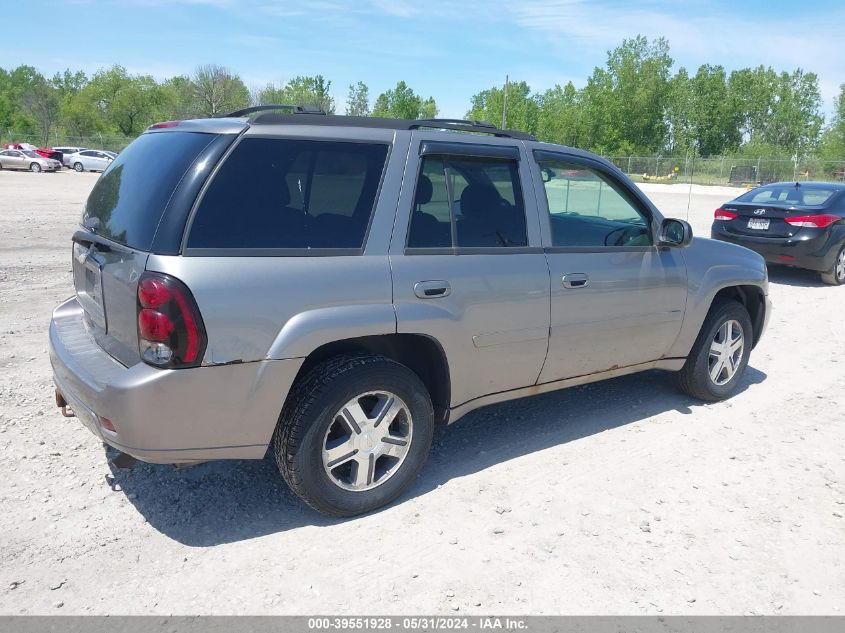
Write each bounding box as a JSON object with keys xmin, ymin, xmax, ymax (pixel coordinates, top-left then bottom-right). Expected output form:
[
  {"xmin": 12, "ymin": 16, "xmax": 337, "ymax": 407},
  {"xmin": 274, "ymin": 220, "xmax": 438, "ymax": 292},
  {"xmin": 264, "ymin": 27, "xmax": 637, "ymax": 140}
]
[{"xmin": 0, "ymin": 171, "xmax": 843, "ymax": 615}]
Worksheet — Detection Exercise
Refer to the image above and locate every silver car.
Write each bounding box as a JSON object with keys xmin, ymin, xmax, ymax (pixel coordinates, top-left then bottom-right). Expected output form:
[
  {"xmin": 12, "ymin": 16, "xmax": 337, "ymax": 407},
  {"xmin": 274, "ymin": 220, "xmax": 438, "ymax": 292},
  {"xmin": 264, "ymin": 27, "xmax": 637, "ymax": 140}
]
[
  {"xmin": 53, "ymin": 146, "xmax": 87, "ymax": 167},
  {"xmin": 49, "ymin": 111, "xmax": 771, "ymax": 516},
  {"xmin": 66, "ymin": 149, "xmax": 115, "ymax": 172},
  {"xmin": 0, "ymin": 148, "xmax": 62, "ymax": 172}
]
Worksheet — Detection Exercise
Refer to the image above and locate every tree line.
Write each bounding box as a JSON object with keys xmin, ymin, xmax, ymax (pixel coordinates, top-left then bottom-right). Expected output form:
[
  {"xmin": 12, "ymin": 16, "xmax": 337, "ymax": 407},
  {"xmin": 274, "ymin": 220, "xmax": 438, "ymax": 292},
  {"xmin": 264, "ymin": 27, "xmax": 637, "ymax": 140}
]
[{"xmin": 1, "ymin": 35, "xmax": 843, "ymax": 161}]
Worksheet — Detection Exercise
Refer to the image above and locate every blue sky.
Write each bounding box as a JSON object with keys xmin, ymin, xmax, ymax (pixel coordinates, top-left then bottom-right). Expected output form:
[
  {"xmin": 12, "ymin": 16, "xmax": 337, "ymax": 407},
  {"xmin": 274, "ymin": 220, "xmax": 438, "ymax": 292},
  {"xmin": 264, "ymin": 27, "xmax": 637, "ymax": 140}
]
[{"xmin": 3, "ymin": 0, "xmax": 843, "ymax": 119}]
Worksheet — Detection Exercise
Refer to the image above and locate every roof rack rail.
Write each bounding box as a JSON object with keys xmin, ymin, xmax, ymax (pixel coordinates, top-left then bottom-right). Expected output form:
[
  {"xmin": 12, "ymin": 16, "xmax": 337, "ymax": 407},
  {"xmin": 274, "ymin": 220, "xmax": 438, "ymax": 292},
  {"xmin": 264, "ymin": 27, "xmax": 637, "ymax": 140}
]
[
  {"xmin": 222, "ymin": 104, "xmax": 327, "ymax": 118},
  {"xmin": 413, "ymin": 118, "xmax": 497, "ymax": 129},
  {"xmin": 247, "ymin": 112, "xmax": 536, "ymax": 140}
]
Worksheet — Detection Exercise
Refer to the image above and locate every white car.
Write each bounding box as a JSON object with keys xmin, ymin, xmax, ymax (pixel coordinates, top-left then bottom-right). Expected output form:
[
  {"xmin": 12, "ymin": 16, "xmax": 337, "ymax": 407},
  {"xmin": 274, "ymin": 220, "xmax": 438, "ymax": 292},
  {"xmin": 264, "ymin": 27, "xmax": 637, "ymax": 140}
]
[
  {"xmin": 53, "ymin": 146, "xmax": 87, "ymax": 168},
  {"xmin": 66, "ymin": 149, "xmax": 116, "ymax": 172},
  {"xmin": 0, "ymin": 149, "xmax": 62, "ymax": 172}
]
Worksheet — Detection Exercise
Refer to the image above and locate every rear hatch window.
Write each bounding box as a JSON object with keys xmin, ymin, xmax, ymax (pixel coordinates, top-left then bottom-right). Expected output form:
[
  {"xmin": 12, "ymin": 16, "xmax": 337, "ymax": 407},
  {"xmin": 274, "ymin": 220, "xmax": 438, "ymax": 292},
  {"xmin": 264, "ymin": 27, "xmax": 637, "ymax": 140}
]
[
  {"xmin": 83, "ymin": 131, "xmax": 218, "ymax": 251},
  {"xmin": 736, "ymin": 186, "xmax": 836, "ymax": 207}
]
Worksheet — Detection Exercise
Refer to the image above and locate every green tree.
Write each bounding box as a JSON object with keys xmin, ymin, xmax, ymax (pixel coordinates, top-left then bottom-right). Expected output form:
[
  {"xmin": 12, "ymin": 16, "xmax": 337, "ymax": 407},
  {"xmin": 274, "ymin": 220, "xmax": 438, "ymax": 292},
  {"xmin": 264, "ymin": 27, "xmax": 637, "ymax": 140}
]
[
  {"xmin": 191, "ymin": 64, "xmax": 250, "ymax": 117},
  {"xmin": 256, "ymin": 75, "xmax": 335, "ymax": 113},
  {"xmin": 21, "ymin": 78, "xmax": 60, "ymax": 145},
  {"xmin": 688, "ymin": 65, "xmax": 740, "ymax": 155},
  {"xmin": 581, "ymin": 35, "xmax": 673, "ymax": 154},
  {"xmin": 466, "ymin": 80, "xmax": 538, "ymax": 133},
  {"xmin": 535, "ymin": 82, "xmax": 583, "ymax": 145},
  {"xmin": 84, "ymin": 66, "xmax": 167, "ymax": 135},
  {"xmin": 819, "ymin": 84, "xmax": 845, "ymax": 159},
  {"xmin": 372, "ymin": 81, "xmax": 436, "ymax": 119},
  {"xmin": 345, "ymin": 81, "xmax": 370, "ymax": 116}
]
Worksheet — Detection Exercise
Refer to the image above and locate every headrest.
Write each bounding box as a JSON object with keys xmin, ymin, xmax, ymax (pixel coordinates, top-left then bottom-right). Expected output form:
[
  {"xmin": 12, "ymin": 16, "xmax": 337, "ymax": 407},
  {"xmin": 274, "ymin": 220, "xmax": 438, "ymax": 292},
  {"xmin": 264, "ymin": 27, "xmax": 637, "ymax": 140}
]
[
  {"xmin": 415, "ymin": 174, "xmax": 433, "ymax": 205},
  {"xmin": 460, "ymin": 184, "xmax": 501, "ymax": 218}
]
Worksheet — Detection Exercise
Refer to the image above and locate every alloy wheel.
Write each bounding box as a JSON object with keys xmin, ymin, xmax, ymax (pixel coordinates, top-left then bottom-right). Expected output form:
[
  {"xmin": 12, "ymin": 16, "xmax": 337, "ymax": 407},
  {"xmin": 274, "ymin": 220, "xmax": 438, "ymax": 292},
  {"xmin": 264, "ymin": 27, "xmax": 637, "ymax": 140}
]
[
  {"xmin": 708, "ymin": 319, "xmax": 744, "ymax": 386},
  {"xmin": 321, "ymin": 390, "xmax": 413, "ymax": 492}
]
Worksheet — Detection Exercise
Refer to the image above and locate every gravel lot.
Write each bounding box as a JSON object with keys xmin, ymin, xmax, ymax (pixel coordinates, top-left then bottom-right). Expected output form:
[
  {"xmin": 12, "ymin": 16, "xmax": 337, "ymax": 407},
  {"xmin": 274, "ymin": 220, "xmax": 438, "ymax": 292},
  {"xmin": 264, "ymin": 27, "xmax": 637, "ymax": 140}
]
[{"xmin": 0, "ymin": 170, "xmax": 843, "ymax": 615}]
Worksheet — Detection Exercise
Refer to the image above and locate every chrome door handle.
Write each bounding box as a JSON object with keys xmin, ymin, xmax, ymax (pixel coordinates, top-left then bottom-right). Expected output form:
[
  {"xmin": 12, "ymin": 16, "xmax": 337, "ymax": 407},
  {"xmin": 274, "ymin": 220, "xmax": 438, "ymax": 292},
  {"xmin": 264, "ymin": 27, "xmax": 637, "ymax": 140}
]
[
  {"xmin": 562, "ymin": 273, "xmax": 589, "ymax": 289},
  {"xmin": 414, "ymin": 280, "xmax": 451, "ymax": 299}
]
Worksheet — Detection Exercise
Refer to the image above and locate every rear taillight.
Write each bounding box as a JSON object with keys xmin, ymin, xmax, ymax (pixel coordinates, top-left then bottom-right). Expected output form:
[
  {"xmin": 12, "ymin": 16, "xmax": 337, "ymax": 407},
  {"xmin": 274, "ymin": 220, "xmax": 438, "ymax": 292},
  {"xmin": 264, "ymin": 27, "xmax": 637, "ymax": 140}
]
[
  {"xmin": 783, "ymin": 214, "xmax": 840, "ymax": 228},
  {"xmin": 714, "ymin": 208, "xmax": 737, "ymax": 221},
  {"xmin": 136, "ymin": 272, "xmax": 206, "ymax": 368}
]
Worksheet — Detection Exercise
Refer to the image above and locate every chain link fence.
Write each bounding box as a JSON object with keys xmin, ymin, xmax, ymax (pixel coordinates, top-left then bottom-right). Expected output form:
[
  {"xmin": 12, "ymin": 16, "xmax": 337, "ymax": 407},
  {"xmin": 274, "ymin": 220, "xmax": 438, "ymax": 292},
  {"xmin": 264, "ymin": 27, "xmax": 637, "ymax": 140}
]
[
  {"xmin": 1, "ymin": 130, "xmax": 136, "ymax": 153},
  {"xmin": 607, "ymin": 155, "xmax": 845, "ymax": 187}
]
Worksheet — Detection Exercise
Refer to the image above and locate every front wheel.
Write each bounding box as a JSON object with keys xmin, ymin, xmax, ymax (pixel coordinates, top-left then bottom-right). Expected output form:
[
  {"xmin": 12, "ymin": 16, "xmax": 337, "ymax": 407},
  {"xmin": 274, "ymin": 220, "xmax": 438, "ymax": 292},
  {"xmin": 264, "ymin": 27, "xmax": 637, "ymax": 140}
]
[
  {"xmin": 820, "ymin": 244, "xmax": 845, "ymax": 286},
  {"xmin": 676, "ymin": 300, "xmax": 753, "ymax": 402},
  {"xmin": 273, "ymin": 354, "xmax": 434, "ymax": 517},
  {"xmin": 73, "ymin": 162, "xmax": 83, "ymax": 172},
  {"xmin": 30, "ymin": 162, "xmax": 41, "ymax": 173}
]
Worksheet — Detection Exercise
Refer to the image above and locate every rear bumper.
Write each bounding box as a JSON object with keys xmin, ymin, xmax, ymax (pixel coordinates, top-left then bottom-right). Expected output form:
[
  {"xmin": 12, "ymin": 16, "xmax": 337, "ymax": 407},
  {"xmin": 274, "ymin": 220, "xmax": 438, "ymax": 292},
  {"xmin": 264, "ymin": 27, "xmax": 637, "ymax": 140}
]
[
  {"xmin": 711, "ymin": 224, "xmax": 841, "ymax": 272},
  {"xmin": 49, "ymin": 297, "xmax": 303, "ymax": 464}
]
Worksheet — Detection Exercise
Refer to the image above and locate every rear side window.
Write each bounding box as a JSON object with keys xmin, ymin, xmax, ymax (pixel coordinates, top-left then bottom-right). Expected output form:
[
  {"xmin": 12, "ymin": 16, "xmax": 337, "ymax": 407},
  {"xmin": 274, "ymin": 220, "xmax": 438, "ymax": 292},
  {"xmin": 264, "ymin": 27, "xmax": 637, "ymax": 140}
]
[
  {"xmin": 83, "ymin": 131, "xmax": 215, "ymax": 250},
  {"xmin": 187, "ymin": 138, "xmax": 388, "ymax": 250},
  {"xmin": 407, "ymin": 156, "xmax": 527, "ymax": 249}
]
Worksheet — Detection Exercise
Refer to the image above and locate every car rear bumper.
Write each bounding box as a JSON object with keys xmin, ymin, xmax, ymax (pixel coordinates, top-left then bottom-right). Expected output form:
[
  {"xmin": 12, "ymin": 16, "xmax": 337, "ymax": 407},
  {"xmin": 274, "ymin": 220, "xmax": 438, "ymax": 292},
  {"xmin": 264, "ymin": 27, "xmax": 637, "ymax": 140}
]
[
  {"xmin": 49, "ymin": 297, "xmax": 303, "ymax": 464},
  {"xmin": 711, "ymin": 224, "xmax": 841, "ymax": 272}
]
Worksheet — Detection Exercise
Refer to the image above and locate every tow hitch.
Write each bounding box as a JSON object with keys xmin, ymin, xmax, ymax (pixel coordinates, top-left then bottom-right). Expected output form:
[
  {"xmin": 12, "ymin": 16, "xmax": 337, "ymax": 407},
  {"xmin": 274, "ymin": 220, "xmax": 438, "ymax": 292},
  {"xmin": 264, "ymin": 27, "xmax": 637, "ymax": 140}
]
[{"xmin": 55, "ymin": 389, "xmax": 75, "ymax": 418}]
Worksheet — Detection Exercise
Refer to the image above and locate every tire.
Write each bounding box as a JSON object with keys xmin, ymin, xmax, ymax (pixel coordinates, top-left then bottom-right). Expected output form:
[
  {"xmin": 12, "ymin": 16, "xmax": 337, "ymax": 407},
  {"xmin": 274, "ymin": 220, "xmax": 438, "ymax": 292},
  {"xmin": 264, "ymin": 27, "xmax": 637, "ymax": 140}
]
[
  {"xmin": 675, "ymin": 299, "xmax": 753, "ymax": 402},
  {"xmin": 820, "ymin": 243, "xmax": 845, "ymax": 286},
  {"xmin": 30, "ymin": 162, "xmax": 41, "ymax": 173},
  {"xmin": 73, "ymin": 162, "xmax": 83, "ymax": 172},
  {"xmin": 273, "ymin": 354, "xmax": 434, "ymax": 517}
]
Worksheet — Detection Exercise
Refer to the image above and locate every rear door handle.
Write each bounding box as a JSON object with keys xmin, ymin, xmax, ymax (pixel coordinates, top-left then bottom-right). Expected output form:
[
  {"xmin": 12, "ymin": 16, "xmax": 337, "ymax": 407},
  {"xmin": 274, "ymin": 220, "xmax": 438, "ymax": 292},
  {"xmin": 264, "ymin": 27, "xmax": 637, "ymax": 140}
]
[
  {"xmin": 562, "ymin": 273, "xmax": 589, "ymax": 289},
  {"xmin": 414, "ymin": 280, "xmax": 451, "ymax": 299}
]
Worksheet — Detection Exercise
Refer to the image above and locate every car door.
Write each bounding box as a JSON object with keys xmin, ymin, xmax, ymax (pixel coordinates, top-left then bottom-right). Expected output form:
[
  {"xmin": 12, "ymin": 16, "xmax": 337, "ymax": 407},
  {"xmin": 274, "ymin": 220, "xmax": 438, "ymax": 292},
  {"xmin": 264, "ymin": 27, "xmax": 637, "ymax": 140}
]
[
  {"xmin": 529, "ymin": 149, "xmax": 687, "ymax": 382},
  {"xmin": 5, "ymin": 150, "xmax": 25, "ymax": 169},
  {"xmin": 79, "ymin": 150, "xmax": 97, "ymax": 170},
  {"xmin": 390, "ymin": 133, "xmax": 551, "ymax": 408}
]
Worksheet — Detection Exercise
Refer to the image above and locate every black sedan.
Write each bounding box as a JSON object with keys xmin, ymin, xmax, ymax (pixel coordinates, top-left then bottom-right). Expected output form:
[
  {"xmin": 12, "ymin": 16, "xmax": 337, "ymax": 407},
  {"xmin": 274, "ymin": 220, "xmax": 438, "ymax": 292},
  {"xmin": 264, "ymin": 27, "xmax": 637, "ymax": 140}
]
[{"xmin": 711, "ymin": 182, "xmax": 845, "ymax": 285}]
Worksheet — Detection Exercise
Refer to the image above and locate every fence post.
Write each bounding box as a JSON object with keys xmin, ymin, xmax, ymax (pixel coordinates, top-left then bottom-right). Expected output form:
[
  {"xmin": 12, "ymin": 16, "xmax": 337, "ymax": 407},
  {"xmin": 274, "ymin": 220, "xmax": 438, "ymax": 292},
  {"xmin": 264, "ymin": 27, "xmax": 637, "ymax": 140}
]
[
  {"xmin": 719, "ymin": 156, "xmax": 724, "ymax": 181},
  {"xmin": 627, "ymin": 156, "xmax": 631, "ymax": 174}
]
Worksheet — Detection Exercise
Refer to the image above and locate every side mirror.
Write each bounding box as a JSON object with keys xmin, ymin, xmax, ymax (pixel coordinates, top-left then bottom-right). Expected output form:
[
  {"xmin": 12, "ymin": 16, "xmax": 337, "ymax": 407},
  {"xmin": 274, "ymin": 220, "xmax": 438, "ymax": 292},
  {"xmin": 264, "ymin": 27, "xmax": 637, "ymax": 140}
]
[{"xmin": 659, "ymin": 218, "xmax": 693, "ymax": 247}]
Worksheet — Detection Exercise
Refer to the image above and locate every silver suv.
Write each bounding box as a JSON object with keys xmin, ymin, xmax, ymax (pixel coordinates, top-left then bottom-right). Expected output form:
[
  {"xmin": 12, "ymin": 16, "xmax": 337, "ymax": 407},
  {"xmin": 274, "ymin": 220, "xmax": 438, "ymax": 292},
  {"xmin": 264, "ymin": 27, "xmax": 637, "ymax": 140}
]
[{"xmin": 49, "ymin": 108, "xmax": 771, "ymax": 516}]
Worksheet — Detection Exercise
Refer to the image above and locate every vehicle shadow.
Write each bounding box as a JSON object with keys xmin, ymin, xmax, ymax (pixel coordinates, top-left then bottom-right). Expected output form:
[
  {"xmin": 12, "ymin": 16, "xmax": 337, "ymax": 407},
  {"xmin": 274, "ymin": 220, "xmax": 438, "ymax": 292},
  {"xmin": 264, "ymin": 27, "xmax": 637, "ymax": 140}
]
[
  {"xmin": 109, "ymin": 366, "xmax": 766, "ymax": 546},
  {"xmin": 766, "ymin": 265, "xmax": 828, "ymax": 288}
]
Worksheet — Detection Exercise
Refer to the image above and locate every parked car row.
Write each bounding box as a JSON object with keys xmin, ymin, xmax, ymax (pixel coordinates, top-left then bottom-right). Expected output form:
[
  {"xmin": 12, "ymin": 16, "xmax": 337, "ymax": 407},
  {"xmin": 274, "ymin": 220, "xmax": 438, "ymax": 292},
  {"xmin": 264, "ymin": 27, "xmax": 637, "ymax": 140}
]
[{"xmin": 0, "ymin": 142, "xmax": 117, "ymax": 172}]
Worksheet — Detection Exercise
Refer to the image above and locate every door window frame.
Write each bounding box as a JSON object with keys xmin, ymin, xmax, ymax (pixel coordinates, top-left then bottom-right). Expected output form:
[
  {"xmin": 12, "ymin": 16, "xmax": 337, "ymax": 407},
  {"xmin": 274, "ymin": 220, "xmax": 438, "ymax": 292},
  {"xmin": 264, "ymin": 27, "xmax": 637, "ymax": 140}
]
[
  {"xmin": 403, "ymin": 137, "xmax": 542, "ymax": 256},
  {"xmin": 532, "ymin": 150, "xmax": 661, "ymax": 253}
]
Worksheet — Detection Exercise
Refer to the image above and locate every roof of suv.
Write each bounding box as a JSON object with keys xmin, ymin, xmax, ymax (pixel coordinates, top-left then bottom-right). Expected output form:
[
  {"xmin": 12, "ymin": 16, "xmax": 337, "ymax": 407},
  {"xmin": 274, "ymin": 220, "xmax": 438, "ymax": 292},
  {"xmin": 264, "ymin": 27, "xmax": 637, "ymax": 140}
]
[{"xmin": 145, "ymin": 106, "xmax": 537, "ymax": 141}]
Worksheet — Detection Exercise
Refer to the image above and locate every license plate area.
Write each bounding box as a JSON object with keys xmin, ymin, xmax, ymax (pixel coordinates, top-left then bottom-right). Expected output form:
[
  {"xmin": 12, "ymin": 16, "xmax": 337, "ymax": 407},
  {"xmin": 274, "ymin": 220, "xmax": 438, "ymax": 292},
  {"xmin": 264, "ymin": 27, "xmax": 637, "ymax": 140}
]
[
  {"xmin": 73, "ymin": 242, "xmax": 107, "ymax": 330},
  {"xmin": 747, "ymin": 218, "xmax": 770, "ymax": 230}
]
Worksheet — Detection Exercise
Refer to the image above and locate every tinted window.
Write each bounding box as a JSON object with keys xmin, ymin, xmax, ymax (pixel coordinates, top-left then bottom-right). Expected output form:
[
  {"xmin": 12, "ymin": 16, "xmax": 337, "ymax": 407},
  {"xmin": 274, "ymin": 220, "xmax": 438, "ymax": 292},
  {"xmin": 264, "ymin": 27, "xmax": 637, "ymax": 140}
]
[
  {"xmin": 188, "ymin": 138, "xmax": 387, "ymax": 250},
  {"xmin": 538, "ymin": 159, "xmax": 651, "ymax": 247},
  {"xmin": 407, "ymin": 156, "xmax": 527, "ymax": 249},
  {"xmin": 81, "ymin": 150, "xmax": 96, "ymax": 157},
  {"xmin": 741, "ymin": 186, "xmax": 835, "ymax": 206},
  {"xmin": 83, "ymin": 131, "xmax": 215, "ymax": 250}
]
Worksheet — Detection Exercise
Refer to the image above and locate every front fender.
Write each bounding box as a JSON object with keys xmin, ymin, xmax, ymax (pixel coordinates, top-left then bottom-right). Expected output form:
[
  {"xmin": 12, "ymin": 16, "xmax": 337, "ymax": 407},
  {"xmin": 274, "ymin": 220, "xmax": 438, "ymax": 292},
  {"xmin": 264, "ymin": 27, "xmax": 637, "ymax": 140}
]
[{"xmin": 667, "ymin": 237, "xmax": 768, "ymax": 358}]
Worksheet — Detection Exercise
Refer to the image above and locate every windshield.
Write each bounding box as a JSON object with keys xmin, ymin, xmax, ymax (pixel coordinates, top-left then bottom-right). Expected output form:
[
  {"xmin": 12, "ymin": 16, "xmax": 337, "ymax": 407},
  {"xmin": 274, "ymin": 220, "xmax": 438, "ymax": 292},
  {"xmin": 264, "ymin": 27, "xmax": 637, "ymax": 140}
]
[
  {"xmin": 737, "ymin": 185, "xmax": 837, "ymax": 206},
  {"xmin": 22, "ymin": 150, "xmax": 39, "ymax": 158},
  {"xmin": 83, "ymin": 131, "xmax": 217, "ymax": 250}
]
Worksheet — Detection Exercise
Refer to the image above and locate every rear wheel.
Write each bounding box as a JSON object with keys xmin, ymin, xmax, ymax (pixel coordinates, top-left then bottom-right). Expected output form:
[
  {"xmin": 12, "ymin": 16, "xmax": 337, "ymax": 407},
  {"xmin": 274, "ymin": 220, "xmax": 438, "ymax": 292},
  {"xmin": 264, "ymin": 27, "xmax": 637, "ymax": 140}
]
[
  {"xmin": 273, "ymin": 354, "xmax": 434, "ymax": 517},
  {"xmin": 676, "ymin": 300, "xmax": 752, "ymax": 402},
  {"xmin": 820, "ymin": 244, "xmax": 845, "ymax": 286},
  {"xmin": 30, "ymin": 162, "xmax": 41, "ymax": 173},
  {"xmin": 73, "ymin": 162, "xmax": 83, "ymax": 172}
]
